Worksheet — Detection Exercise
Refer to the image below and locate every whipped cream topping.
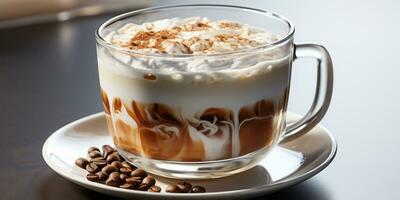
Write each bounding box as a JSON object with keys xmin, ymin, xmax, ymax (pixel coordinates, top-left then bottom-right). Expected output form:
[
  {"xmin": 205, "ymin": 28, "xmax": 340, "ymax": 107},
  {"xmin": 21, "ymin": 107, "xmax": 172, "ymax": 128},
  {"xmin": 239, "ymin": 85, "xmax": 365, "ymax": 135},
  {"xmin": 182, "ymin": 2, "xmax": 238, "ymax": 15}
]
[
  {"xmin": 106, "ymin": 17, "xmax": 280, "ymax": 55},
  {"xmin": 100, "ymin": 17, "xmax": 290, "ymax": 76}
]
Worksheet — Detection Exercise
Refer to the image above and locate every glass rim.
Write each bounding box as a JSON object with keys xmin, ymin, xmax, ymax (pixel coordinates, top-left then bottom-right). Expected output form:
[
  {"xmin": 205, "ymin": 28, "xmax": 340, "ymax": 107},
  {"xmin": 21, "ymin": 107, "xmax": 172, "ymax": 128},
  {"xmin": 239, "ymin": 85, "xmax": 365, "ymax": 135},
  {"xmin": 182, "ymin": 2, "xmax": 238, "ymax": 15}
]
[{"xmin": 95, "ymin": 4, "xmax": 295, "ymax": 58}]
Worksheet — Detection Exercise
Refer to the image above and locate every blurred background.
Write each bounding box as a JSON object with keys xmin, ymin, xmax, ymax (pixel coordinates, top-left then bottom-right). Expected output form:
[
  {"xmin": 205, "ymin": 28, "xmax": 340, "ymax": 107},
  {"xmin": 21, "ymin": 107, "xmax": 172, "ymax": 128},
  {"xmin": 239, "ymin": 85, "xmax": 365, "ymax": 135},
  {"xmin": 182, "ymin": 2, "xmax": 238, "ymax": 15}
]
[
  {"xmin": 0, "ymin": 0, "xmax": 152, "ymax": 28},
  {"xmin": 1, "ymin": 0, "xmax": 399, "ymax": 200}
]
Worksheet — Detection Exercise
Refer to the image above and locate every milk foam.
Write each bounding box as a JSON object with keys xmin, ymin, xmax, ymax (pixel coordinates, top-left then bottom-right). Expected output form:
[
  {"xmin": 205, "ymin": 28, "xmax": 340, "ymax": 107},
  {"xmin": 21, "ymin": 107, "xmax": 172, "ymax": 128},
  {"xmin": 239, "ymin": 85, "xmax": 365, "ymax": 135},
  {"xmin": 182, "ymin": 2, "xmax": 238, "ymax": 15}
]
[{"xmin": 102, "ymin": 17, "xmax": 287, "ymax": 74}]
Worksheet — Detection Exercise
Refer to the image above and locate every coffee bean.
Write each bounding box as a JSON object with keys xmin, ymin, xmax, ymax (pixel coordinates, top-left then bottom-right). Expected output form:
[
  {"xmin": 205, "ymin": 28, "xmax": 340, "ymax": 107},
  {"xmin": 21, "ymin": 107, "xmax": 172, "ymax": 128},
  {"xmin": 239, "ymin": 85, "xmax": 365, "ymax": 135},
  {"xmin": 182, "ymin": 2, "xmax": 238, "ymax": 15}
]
[
  {"xmin": 120, "ymin": 183, "xmax": 135, "ymax": 189},
  {"xmin": 105, "ymin": 179, "xmax": 120, "ymax": 187},
  {"xmin": 105, "ymin": 172, "xmax": 122, "ymax": 187},
  {"xmin": 142, "ymin": 176, "xmax": 156, "ymax": 186},
  {"xmin": 110, "ymin": 161, "xmax": 122, "ymax": 169},
  {"xmin": 121, "ymin": 161, "xmax": 135, "ymax": 170},
  {"xmin": 136, "ymin": 183, "xmax": 150, "ymax": 191},
  {"xmin": 125, "ymin": 177, "xmax": 142, "ymax": 187},
  {"xmin": 86, "ymin": 173, "xmax": 99, "ymax": 182},
  {"xmin": 86, "ymin": 163, "xmax": 99, "ymax": 173},
  {"xmin": 190, "ymin": 186, "xmax": 206, "ymax": 193},
  {"xmin": 131, "ymin": 168, "xmax": 147, "ymax": 178},
  {"xmin": 88, "ymin": 146, "xmax": 100, "ymax": 153},
  {"xmin": 90, "ymin": 157, "xmax": 107, "ymax": 167},
  {"xmin": 120, "ymin": 173, "xmax": 129, "ymax": 181},
  {"xmin": 96, "ymin": 171, "xmax": 108, "ymax": 181},
  {"xmin": 101, "ymin": 165, "xmax": 118, "ymax": 175},
  {"xmin": 176, "ymin": 181, "xmax": 192, "ymax": 193},
  {"xmin": 120, "ymin": 167, "xmax": 132, "ymax": 174},
  {"xmin": 106, "ymin": 152, "xmax": 122, "ymax": 164},
  {"xmin": 166, "ymin": 184, "xmax": 183, "ymax": 193},
  {"xmin": 88, "ymin": 150, "xmax": 102, "ymax": 158},
  {"xmin": 148, "ymin": 185, "xmax": 161, "ymax": 193},
  {"xmin": 109, "ymin": 171, "xmax": 120, "ymax": 179},
  {"xmin": 75, "ymin": 158, "xmax": 88, "ymax": 169},
  {"xmin": 102, "ymin": 145, "xmax": 114, "ymax": 158},
  {"xmin": 90, "ymin": 156, "xmax": 105, "ymax": 162}
]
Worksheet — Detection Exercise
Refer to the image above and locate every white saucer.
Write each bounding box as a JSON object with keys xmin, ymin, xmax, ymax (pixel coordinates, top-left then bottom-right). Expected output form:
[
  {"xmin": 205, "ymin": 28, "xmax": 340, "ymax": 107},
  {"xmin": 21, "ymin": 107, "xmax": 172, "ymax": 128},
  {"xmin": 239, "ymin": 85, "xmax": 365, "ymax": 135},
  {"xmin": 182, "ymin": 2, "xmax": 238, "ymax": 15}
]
[{"xmin": 42, "ymin": 112, "xmax": 336, "ymax": 199}]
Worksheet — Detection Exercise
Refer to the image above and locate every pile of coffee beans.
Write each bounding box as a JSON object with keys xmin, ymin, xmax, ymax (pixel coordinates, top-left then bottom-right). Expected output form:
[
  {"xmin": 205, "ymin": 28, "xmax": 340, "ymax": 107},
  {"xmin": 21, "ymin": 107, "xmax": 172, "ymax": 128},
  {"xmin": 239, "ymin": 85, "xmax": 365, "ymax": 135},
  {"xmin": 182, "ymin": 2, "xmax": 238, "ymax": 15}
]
[
  {"xmin": 75, "ymin": 145, "xmax": 206, "ymax": 193},
  {"xmin": 166, "ymin": 181, "xmax": 206, "ymax": 193}
]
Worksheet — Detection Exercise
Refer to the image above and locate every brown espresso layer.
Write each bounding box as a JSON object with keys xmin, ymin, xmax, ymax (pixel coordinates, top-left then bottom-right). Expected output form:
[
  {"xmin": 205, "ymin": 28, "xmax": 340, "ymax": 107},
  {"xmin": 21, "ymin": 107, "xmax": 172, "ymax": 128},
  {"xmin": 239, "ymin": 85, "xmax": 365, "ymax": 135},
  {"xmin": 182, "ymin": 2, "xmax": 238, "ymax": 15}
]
[{"xmin": 102, "ymin": 89, "xmax": 285, "ymax": 161}]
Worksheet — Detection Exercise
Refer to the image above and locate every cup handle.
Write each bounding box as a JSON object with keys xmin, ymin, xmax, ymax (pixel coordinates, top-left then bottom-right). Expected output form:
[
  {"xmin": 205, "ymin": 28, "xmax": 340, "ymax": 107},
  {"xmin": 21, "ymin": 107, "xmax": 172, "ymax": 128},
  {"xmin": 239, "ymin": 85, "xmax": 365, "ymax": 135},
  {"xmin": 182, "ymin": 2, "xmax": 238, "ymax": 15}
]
[{"xmin": 281, "ymin": 43, "xmax": 334, "ymax": 142}]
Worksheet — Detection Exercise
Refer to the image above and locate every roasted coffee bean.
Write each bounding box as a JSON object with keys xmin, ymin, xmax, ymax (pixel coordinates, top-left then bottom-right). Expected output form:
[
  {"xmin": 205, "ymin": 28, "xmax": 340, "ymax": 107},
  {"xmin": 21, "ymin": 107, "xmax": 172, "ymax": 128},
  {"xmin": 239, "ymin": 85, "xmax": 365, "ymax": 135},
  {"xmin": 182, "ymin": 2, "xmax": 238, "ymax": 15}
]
[
  {"xmin": 166, "ymin": 184, "xmax": 183, "ymax": 193},
  {"xmin": 142, "ymin": 176, "xmax": 156, "ymax": 187},
  {"xmin": 75, "ymin": 158, "xmax": 88, "ymax": 169},
  {"xmin": 125, "ymin": 177, "xmax": 142, "ymax": 187},
  {"xmin": 101, "ymin": 165, "xmax": 118, "ymax": 175},
  {"xmin": 190, "ymin": 186, "xmax": 206, "ymax": 193},
  {"xmin": 110, "ymin": 161, "xmax": 122, "ymax": 169},
  {"xmin": 109, "ymin": 171, "xmax": 120, "ymax": 179},
  {"xmin": 106, "ymin": 152, "xmax": 122, "ymax": 164},
  {"xmin": 148, "ymin": 185, "xmax": 161, "ymax": 193},
  {"xmin": 119, "ymin": 167, "xmax": 132, "ymax": 174},
  {"xmin": 105, "ymin": 172, "xmax": 122, "ymax": 187},
  {"xmin": 131, "ymin": 168, "xmax": 147, "ymax": 178},
  {"xmin": 86, "ymin": 173, "xmax": 99, "ymax": 182},
  {"xmin": 105, "ymin": 179, "xmax": 120, "ymax": 187},
  {"xmin": 86, "ymin": 163, "xmax": 99, "ymax": 173},
  {"xmin": 126, "ymin": 176, "xmax": 142, "ymax": 182},
  {"xmin": 90, "ymin": 157, "xmax": 107, "ymax": 167},
  {"xmin": 88, "ymin": 150, "xmax": 102, "ymax": 158},
  {"xmin": 119, "ymin": 183, "xmax": 135, "ymax": 189},
  {"xmin": 136, "ymin": 183, "xmax": 150, "ymax": 191},
  {"xmin": 120, "ymin": 173, "xmax": 129, "ymax": 181},
  {"xmin": 121, "ymin": 161, "xmax": 135, "ymax": 169},
  {"xmin": 176, "ymin": 181, "xmax": 192, "ymax": 193},
  {"xmin": 87, "ymin": 146, "xmax": 100, "ymax": 153},
  {"xmin": 90, "ymin": 156, "xmax": 105, "ymax": 162},
  {"xmin": 102, "ymin": 145, "xmax": 114, "ymax": 158},
  {"xmin": 96, "ymin": 171, "xmax": 108, "ymax": 181}
]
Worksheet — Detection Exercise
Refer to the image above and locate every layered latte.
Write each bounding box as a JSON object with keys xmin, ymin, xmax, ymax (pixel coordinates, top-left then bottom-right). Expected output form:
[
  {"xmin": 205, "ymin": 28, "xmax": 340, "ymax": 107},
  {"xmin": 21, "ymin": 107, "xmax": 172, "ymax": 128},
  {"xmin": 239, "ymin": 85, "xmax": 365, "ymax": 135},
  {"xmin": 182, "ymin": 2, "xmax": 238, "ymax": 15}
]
[{"xmin": 97, "ymin": 17, "xmax": 291, "ymax": 161}]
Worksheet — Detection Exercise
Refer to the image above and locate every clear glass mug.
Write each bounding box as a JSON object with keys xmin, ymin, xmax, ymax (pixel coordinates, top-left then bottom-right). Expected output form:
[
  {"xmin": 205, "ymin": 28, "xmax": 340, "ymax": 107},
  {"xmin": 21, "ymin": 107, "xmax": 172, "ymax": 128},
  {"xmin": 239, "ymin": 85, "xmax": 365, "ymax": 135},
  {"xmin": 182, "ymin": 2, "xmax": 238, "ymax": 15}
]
[{"xmin": 95, "ymin": 5, "xmax": 333, "ymax": 179}]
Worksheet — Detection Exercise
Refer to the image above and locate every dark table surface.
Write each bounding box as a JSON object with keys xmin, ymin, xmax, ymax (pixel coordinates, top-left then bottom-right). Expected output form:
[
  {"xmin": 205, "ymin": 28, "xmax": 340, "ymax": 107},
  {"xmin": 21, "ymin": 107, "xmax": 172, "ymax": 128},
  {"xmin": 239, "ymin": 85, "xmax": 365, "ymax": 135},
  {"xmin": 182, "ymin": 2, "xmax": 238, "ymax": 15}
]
[{"xmin": 1, "ymin": 0, "xmax": 399, "ymax": 199}]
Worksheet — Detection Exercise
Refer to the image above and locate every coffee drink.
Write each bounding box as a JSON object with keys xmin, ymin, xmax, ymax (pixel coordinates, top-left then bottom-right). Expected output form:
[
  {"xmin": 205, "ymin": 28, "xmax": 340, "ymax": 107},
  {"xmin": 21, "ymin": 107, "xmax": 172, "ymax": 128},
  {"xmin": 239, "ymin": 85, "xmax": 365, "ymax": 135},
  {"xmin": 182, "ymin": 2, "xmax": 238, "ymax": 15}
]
[
  {"xmin": 95, "ymin": 5, "xmax": 334, "ymax": 180},
  {"xmin": 97, "ymin": 17, "xmax": 290, "ymax": 162}
]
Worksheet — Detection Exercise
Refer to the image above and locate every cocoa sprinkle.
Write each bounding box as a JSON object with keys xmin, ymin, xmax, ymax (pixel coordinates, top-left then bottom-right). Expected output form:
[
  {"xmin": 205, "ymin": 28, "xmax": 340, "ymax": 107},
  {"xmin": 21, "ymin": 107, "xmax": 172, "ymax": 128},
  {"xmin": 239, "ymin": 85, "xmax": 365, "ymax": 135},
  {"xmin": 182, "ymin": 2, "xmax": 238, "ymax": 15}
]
[{"xmin": 128, "ymin": 30, "xmax": 176, "ymax": 51}]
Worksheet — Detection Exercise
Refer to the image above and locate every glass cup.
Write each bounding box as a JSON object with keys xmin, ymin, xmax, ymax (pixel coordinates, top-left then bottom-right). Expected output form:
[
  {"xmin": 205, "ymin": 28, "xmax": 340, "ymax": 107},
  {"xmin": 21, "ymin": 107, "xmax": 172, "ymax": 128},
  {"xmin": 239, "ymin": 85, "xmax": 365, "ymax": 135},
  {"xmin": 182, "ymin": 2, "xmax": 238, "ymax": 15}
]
[{"xmin": 95, "ymin": 5, "xmax": 333, "ymax": 179}]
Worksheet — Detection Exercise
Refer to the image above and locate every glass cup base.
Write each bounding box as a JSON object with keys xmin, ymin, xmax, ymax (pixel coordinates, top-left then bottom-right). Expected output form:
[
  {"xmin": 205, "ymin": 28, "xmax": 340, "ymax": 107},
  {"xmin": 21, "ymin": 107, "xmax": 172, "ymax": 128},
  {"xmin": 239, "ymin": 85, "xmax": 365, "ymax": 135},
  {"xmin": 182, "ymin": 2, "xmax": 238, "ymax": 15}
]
[{"xmin": 118, "ymin": 147, "xmax": 273, "ymax": 179}]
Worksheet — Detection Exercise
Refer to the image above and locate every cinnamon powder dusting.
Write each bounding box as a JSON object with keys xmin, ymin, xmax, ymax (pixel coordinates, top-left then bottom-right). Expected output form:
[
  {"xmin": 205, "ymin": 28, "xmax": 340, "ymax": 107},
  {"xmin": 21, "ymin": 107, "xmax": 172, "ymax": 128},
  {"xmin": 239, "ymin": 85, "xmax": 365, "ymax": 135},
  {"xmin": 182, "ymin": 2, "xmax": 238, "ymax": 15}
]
[
  {"xmin": 110, "ymin": 17, "xmax": 271, "ymax": 55},
  {"xmin": 127, "ymin": 30, "xmax": 177, "ymax": 52}
]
